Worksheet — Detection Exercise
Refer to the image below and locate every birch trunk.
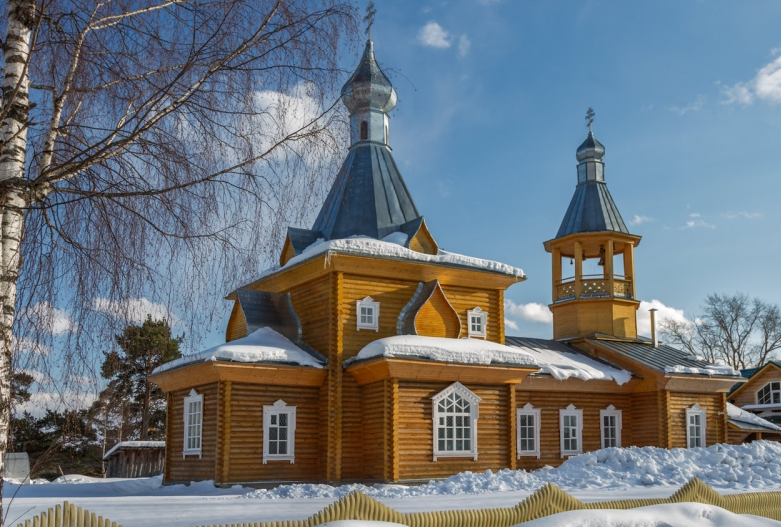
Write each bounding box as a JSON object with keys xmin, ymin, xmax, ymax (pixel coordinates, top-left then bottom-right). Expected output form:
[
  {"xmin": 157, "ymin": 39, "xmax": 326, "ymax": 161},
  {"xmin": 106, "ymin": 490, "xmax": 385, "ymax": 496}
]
[{"xmin": 0, "ymin": 0, "xmax": 34, "ymax": 517}]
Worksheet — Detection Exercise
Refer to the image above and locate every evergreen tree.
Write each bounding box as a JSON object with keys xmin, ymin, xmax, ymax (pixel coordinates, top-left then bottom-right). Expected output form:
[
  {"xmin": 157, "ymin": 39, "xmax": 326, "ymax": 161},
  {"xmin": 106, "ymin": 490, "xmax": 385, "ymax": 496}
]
[{"xmin": 100, "ymin": 317, "xmax": 182, "ymax": 440}]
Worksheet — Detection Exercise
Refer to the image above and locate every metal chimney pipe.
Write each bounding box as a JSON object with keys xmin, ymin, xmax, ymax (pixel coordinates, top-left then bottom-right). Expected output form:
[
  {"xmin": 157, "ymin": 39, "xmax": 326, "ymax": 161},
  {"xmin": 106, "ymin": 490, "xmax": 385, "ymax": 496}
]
[{"xmin": 649, "ymin": 308, "xmax": 658, "ymax": 348}]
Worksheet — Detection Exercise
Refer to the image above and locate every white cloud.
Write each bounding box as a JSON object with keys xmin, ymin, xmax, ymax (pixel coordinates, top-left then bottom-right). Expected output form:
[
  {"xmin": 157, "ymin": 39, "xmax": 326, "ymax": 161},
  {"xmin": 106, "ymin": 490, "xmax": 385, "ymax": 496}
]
[
  {"xmin": 723, "ymin": 211, "xmax": 763, "ymax": 220},
  {"xmin": 16, "ymin": 390, "xmax": 97, "ymax": 418},
  {"xmin": 13, "ymin": 336, "xmax": 50, "ymax": 356},
  {"xmin": 689, "ymin": 213, "xmax": 701, "ymax": 218},
  {"xmin": 93, "ymin": 297, "xmax": 176, "ymax": 324},
  {"xmin": 504, "ymin": 318, "xmax": 519, "ymax": 331},
  {"xmin": 418, "ymin": 22, "xmax": 451, "ymax": 49},
  {"xmin": 458, "ymin": 35, "xmax": 471, "ymax": 57},
  {"xmin": 629, "ymin": 214, "xmax": 653, "ymax": 226},
  {"xmin": 670, "ymin": 94, "xmax": 706, "ymax": 115},
  {"xmin": 683, "ymin": 219, "xmax": 715, "ymax": 229},
  {"xmin": 504, "ymin": 300, "xmax": 553, "ymax": 324},
  {"xmin": 27, "ymin": 302, "xmax": 73, "ymax": 335},
  {"xmin": 722, "ymin": 54, "xmax": 781, "ymax": 105},
  {"xmin": 637, "ymin": 299, "xmax": 691, "ymax": 337}
]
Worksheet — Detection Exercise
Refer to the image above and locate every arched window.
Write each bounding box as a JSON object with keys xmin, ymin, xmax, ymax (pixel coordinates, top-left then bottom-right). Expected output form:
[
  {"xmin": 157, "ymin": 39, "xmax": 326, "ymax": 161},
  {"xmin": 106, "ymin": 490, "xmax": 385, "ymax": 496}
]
[
  {"xmin": 757, "ymin": 381, "xmax": 781, "ymax": 405},
  {"xmin": 432, "ymin": 382, "xmax": 481, "ymax": 461},
  {"xmin": 360, "ymin": 120, "xmax": 368, "ymax": 141}
]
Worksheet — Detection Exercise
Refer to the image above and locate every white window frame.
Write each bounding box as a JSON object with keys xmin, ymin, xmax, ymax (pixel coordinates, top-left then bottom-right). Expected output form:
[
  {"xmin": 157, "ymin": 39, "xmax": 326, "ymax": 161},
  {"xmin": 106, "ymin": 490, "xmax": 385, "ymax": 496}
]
[
  {"xmin": 356, "ymin": 296, "xmax": 380, "ymax": 332},
  {"xmin": 559, "ymin": 404, "xmax": 583, "ymax": 458},
  {"xmin": 600, "ymin": 404, "xmax": 622, "ymax": 449},
  {"xmin": 432, "ymin": 382, "xmax": 481, "ymax": 461},
  {"xmin": 686, "ymin": 403, "xmax": 706, "ymax": 449},
  {"xmin": 263, "ymin": 400, "xmax": 297, "ymax": 464},
  {"xmin": 757, "ymin": 381, "xmax": 781, "ymax": 405},
  {"xmin": 467, "ymin": 307, "xmax": 487, "ymax": 339},
  {"xmin": 517, "ymin": 403, "xmax": 541, "ymax": 459},
  {"xmin": 183, "ymin": 389, "xmax": 203, "ymax": 458}
]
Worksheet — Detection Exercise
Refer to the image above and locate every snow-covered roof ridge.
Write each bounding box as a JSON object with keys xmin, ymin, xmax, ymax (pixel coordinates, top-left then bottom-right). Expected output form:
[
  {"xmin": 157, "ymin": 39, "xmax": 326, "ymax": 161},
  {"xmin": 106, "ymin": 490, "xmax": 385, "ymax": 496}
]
[
  {"xmin": 250, "ymin": 235, "xmax": 525, "ymax": 285},
  {"xmin": 151, "ymin": 327, "xmax": 325, "ymax": 375},
  {"xmin": 347, "ymin": 335, "xmax": 538, "ymax": 368},
  {"xmin": 102, "ymin": 441, "xmax": 166, "ymax": 461},
  {"xmin": 727, "ymin": 402, "xmax": 781, "ymax": 432},
  {"xmin": 505, "ymin": 336, "xmax": 632, "ymax": 386},
  {"xmin": 664, "ymin": 364, "xmax": 741, "ymax": 377}
]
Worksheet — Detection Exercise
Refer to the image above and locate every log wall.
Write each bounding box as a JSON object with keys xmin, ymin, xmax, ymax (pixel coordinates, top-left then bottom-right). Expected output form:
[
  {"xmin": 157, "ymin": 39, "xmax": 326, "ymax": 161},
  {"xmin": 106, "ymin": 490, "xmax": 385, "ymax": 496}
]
[
  {"xmin": 667, "ymin": 392, "xmax": 726, "ymax": 448},
  {"xmin": 731, "ymin": 366, "xmax": 781, "ymax": 407},
  {"xmin": 164, "ymin": 383, "xmax": 219, "ymax": 484},
  {"xmin": 514, "ymin": 390, "xmax": 631, "ymax": 471},
  {"xmin": 630, "ymin": 391, "xmax": 664, "ymax": 447}
]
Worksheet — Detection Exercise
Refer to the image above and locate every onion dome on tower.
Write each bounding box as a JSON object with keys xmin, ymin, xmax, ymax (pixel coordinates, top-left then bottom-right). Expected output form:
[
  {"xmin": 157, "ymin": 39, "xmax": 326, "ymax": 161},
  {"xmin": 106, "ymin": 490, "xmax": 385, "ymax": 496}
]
[{"xmin": 279, "ymin": 36, "xmax": 437, "ymax": 266}]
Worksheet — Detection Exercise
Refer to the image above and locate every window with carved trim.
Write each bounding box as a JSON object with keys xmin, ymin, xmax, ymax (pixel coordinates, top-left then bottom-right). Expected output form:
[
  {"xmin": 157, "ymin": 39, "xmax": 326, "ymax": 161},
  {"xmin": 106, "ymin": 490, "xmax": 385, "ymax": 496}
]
[
  {"xmin": 467, "ymin": 307, "xmax": 487, "ymax": 339},
  {"xmin": 686, "ymin": 404, "xmax": 706, "ymax": 448},
  {"xmin": 263, "ymin": 400, "xmax": 296, "ymax": 464},
  {"xmin": 600, "ymin": 405, "xmax": 622, "ymax": 448},
  {"xmin": 432, "ymin": 382, "xmax": 480, "ymax": 461},
  {"xmin": 356, "ymin": 296, "xmax": 379, "ymax": 331},
  {"xmin": 183, "ymin": 389, "xmax": 203, "ymax": 458},
  {"xmin": 559, "ymin": 404, "xmax": 583, "ymax": 457},
  {"xmin": 517, "ymin": 403, "xmax": 541, "ymax": 458}
]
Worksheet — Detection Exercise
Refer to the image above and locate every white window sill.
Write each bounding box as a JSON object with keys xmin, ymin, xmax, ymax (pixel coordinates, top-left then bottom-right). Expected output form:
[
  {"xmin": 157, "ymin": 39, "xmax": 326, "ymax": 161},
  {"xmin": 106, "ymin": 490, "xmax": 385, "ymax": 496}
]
[
  {"xmin": 182, "ymin": 450, "xmax": 202, "ymax": 459},
  {"xmin": 433, "ymin": 452, "xmax": 478, "ymax": 462},
  {"xmin": 560, "ymin": 451, "xmax": 581, "ymax": 458},
  {"xmin": 518, "ymin": 452, "xmax": 541, "ymax": 459},
  {"xmin": 263, "ymin": 457, "xmax": 295, "ymax": 464}
]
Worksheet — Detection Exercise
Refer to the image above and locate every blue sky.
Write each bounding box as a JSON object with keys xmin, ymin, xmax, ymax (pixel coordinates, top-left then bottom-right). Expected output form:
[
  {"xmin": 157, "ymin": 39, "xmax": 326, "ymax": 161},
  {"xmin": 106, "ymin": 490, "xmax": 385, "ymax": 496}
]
[{"xmin": 319, "ymin": 0, "xmax": 781, "ymax": 340}]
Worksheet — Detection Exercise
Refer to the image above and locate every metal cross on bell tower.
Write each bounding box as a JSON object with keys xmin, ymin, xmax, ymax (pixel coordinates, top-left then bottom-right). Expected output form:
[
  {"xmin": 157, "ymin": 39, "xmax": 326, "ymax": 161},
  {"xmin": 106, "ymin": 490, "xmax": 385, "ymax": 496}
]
[
  {"xmin": 585, "ymin": 107, "xmax": 595, "ymax": 133},
  {"xmin": 364, "ymin": 2, "xmax": 377, "ymax": 39}
]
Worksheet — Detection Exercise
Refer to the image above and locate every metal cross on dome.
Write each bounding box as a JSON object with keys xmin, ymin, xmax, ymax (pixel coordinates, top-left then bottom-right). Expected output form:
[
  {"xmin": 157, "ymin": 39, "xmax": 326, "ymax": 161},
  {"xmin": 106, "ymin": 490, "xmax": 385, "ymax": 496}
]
[
  {"xmin": 585, "ymin": 107, "xmax": 595, "ymax": 132},
  {"xmin": 364, "ymin": 2, "xmax": 377, "ymax": 38}
]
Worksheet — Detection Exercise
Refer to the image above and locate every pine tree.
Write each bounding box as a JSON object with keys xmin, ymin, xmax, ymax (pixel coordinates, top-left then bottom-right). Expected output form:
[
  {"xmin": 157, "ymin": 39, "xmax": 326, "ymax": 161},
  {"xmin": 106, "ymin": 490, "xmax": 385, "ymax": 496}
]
[{"xmin": 100, "ymin": 317, "xmax": 182, "ymax": 441}]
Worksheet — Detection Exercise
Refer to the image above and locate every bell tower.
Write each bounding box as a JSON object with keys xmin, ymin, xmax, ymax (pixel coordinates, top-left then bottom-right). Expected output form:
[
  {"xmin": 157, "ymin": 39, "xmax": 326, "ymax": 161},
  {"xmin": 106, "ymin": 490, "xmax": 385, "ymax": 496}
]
[{"xmin": 544, "ymin": 111, "xmax": 641, "ymax": 340}]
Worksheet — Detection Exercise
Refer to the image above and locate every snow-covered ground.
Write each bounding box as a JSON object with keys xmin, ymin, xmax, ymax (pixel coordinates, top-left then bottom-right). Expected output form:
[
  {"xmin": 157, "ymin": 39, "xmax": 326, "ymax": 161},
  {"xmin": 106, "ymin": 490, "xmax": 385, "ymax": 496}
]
[{"xmin": 8, "ymin": 442, "xmax": 781, "ymax": 527}]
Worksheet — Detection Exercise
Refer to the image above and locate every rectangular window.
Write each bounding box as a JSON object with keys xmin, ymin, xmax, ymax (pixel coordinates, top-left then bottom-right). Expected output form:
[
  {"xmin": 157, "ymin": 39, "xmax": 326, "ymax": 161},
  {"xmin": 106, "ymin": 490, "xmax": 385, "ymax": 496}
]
[
  {"xmin": 686, "ymin": 404, "xmax": 706, "ymax": 449},
  {"xmin": 559, "ymin": 405, "xmax": 583, "ymax": 457},
  {"xmin": 183, "ymin": 390, "xmax": 203, "ymax": 457},
  {"xmin": 517, "ymin": 403, "xmax": 541, "ymax": 458},
  {"xmin": 356, "ymin": 297, "xmax": 380, "ymax": 331},
  {"xmin": 263, "ymin": 400, "xmax": 296, "ymax": 463},
  {"xmin": 600, "ymin": 405, "xmax": 622, "ymax": 449},
  {"xmin": 467, "ymin": 308, "xmax": 487, "ymax": 339}
]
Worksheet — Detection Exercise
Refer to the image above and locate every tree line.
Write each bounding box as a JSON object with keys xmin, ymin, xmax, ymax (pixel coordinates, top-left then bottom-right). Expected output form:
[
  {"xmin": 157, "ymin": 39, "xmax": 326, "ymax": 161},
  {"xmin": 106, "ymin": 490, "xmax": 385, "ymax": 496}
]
[{"xmin": 12, "ymin": 317, "xmax": 181, "ymax": 479}]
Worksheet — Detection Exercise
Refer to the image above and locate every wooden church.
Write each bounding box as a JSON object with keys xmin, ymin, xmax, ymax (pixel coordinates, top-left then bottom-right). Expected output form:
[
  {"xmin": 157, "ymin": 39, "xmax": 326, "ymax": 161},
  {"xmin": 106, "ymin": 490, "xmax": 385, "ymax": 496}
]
[{"xmin": 150, "ymin": 37, "xmax": 762, "ymax": 486}]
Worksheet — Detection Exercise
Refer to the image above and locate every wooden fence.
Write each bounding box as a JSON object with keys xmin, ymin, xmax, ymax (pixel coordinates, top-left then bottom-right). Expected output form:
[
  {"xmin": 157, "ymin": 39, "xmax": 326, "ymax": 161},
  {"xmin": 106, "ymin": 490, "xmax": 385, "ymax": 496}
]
[{"xmin": 18, "ymin": 478, "xmax": 781, "ymax": 527}]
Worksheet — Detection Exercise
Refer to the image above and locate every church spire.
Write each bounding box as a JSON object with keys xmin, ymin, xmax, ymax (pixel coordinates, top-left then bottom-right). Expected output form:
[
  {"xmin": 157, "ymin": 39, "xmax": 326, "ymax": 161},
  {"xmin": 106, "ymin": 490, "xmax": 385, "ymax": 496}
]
[{"xmin": 340, "ymin": 4, "xmax": 396, "ymax": 147}]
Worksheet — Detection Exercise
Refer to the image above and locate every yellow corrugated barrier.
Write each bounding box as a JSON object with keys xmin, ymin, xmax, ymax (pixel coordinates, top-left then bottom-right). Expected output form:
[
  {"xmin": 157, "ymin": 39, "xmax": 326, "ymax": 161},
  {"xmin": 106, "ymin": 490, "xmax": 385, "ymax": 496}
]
[{"xmin": 17, "ymin": 478, "xmax": 781, "ymax": 527}]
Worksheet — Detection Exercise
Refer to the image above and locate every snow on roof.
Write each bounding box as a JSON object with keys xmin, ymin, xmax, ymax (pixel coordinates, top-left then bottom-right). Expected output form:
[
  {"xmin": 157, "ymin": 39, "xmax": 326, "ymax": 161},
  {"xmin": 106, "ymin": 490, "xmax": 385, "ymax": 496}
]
[
  {"xmin": 505, "ymin": 337, "xmax": 632, "ymax": 385},
  {"xmin": 102, "ymin": 441, "xmax": 166, "ymax": 461},
  {"xmin": 256, "ymin": 235, "xmax": 525, "ymax": 282},
  {"xmin": 347, "ymin": 335, "xmax": 538, "ymax": 368},
  {"xmin": 727, "ymin": 402, "xmax": 781, "ymax": 432},
  {"xmin": 664, "ymin": 364, "xmax": 741, "ymax": 377},
  {"xmin": 152, "ymin": 327, "xmax": 324, "ymax": 375}
]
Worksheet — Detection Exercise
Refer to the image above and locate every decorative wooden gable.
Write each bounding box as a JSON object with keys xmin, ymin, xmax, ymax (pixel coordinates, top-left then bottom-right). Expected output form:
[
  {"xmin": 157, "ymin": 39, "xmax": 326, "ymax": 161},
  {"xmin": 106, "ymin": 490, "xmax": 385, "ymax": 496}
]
[
  {"xmin": 406, "ymin": 218, "xmax": 438, "ymax": 255},
  {"xmin": 397, "ymin": 280, "xmax": 461, "ymax": 338}
]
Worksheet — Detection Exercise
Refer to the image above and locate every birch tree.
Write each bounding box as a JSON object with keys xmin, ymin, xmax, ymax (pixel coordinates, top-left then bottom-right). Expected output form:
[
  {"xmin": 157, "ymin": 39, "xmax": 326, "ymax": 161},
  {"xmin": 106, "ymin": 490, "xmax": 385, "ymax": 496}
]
[{"xmin": 0, "ymin": 0, "xmax": 357, "ymax": 515}]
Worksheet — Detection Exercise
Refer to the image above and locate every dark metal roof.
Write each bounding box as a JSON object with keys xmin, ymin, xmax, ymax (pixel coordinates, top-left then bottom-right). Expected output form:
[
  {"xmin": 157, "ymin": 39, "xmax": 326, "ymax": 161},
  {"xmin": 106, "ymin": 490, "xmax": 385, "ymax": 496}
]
[
  {"xmin": 505, "ymin": 336, "xmax": 628, "ymax": 373},
  {"xmin": 556, "ymin": 181, "xmax": 629, "ymax": 238},
  {"xmin": 576, "ymin": 132, "xmax": 605, "ymax": 162},
  {"xmin": 311, "ymin": 143, "xmax": 421, "ymax": 241},
  {"xmin": 586, "ymin": 338, "xmax": 743, "ymax": 379},
  {"xmin": 236, "ymin": 289, "xmax": 326, "ymax": 364},
  {"xmin": 286, "ymin": 227, "xmax": 324, "ymax": 255}
]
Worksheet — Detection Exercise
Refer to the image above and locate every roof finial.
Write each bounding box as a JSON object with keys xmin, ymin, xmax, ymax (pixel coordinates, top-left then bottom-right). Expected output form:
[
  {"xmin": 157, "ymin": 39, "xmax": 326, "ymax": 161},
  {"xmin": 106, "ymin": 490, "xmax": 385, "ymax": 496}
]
[
  {"xmin": 585, "ymin": 107, "xmax": 595, "ymax": 133},
  {"xmin": 364, "ymin": 1, "xmax": 377, "ymax": 39}
]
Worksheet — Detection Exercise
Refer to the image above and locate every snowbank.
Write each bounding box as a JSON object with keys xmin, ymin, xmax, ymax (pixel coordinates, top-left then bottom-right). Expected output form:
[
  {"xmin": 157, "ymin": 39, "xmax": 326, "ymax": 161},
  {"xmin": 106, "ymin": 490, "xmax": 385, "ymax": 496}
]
[
  {"xmin": 728, "ymin": 403, "xmax": 781, "ymax": 431},
  {"xmin": 664, "ymin": 364, "xmax": 740, "ymax": 376},
  {"xmin": 349, "ymin": 335, "xmax": 537, "ymax": 367},
  {"xmin": 509, "ymin": 341, "xmax": 631, "ymax": 385},
  {"xmin": 516, "ymin": 502, "xmax": 780, "ymax": 527},
  {"xmin": 232, "ymin": 441, "xmax": 781, "ymax": 500},
  {"xmin": 152, "ymin": 328, "xmax": 323, "ymax": 375},
  {"xmin": 259, "ymin": 235, "xmax": 526, "ymax": 281}
]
